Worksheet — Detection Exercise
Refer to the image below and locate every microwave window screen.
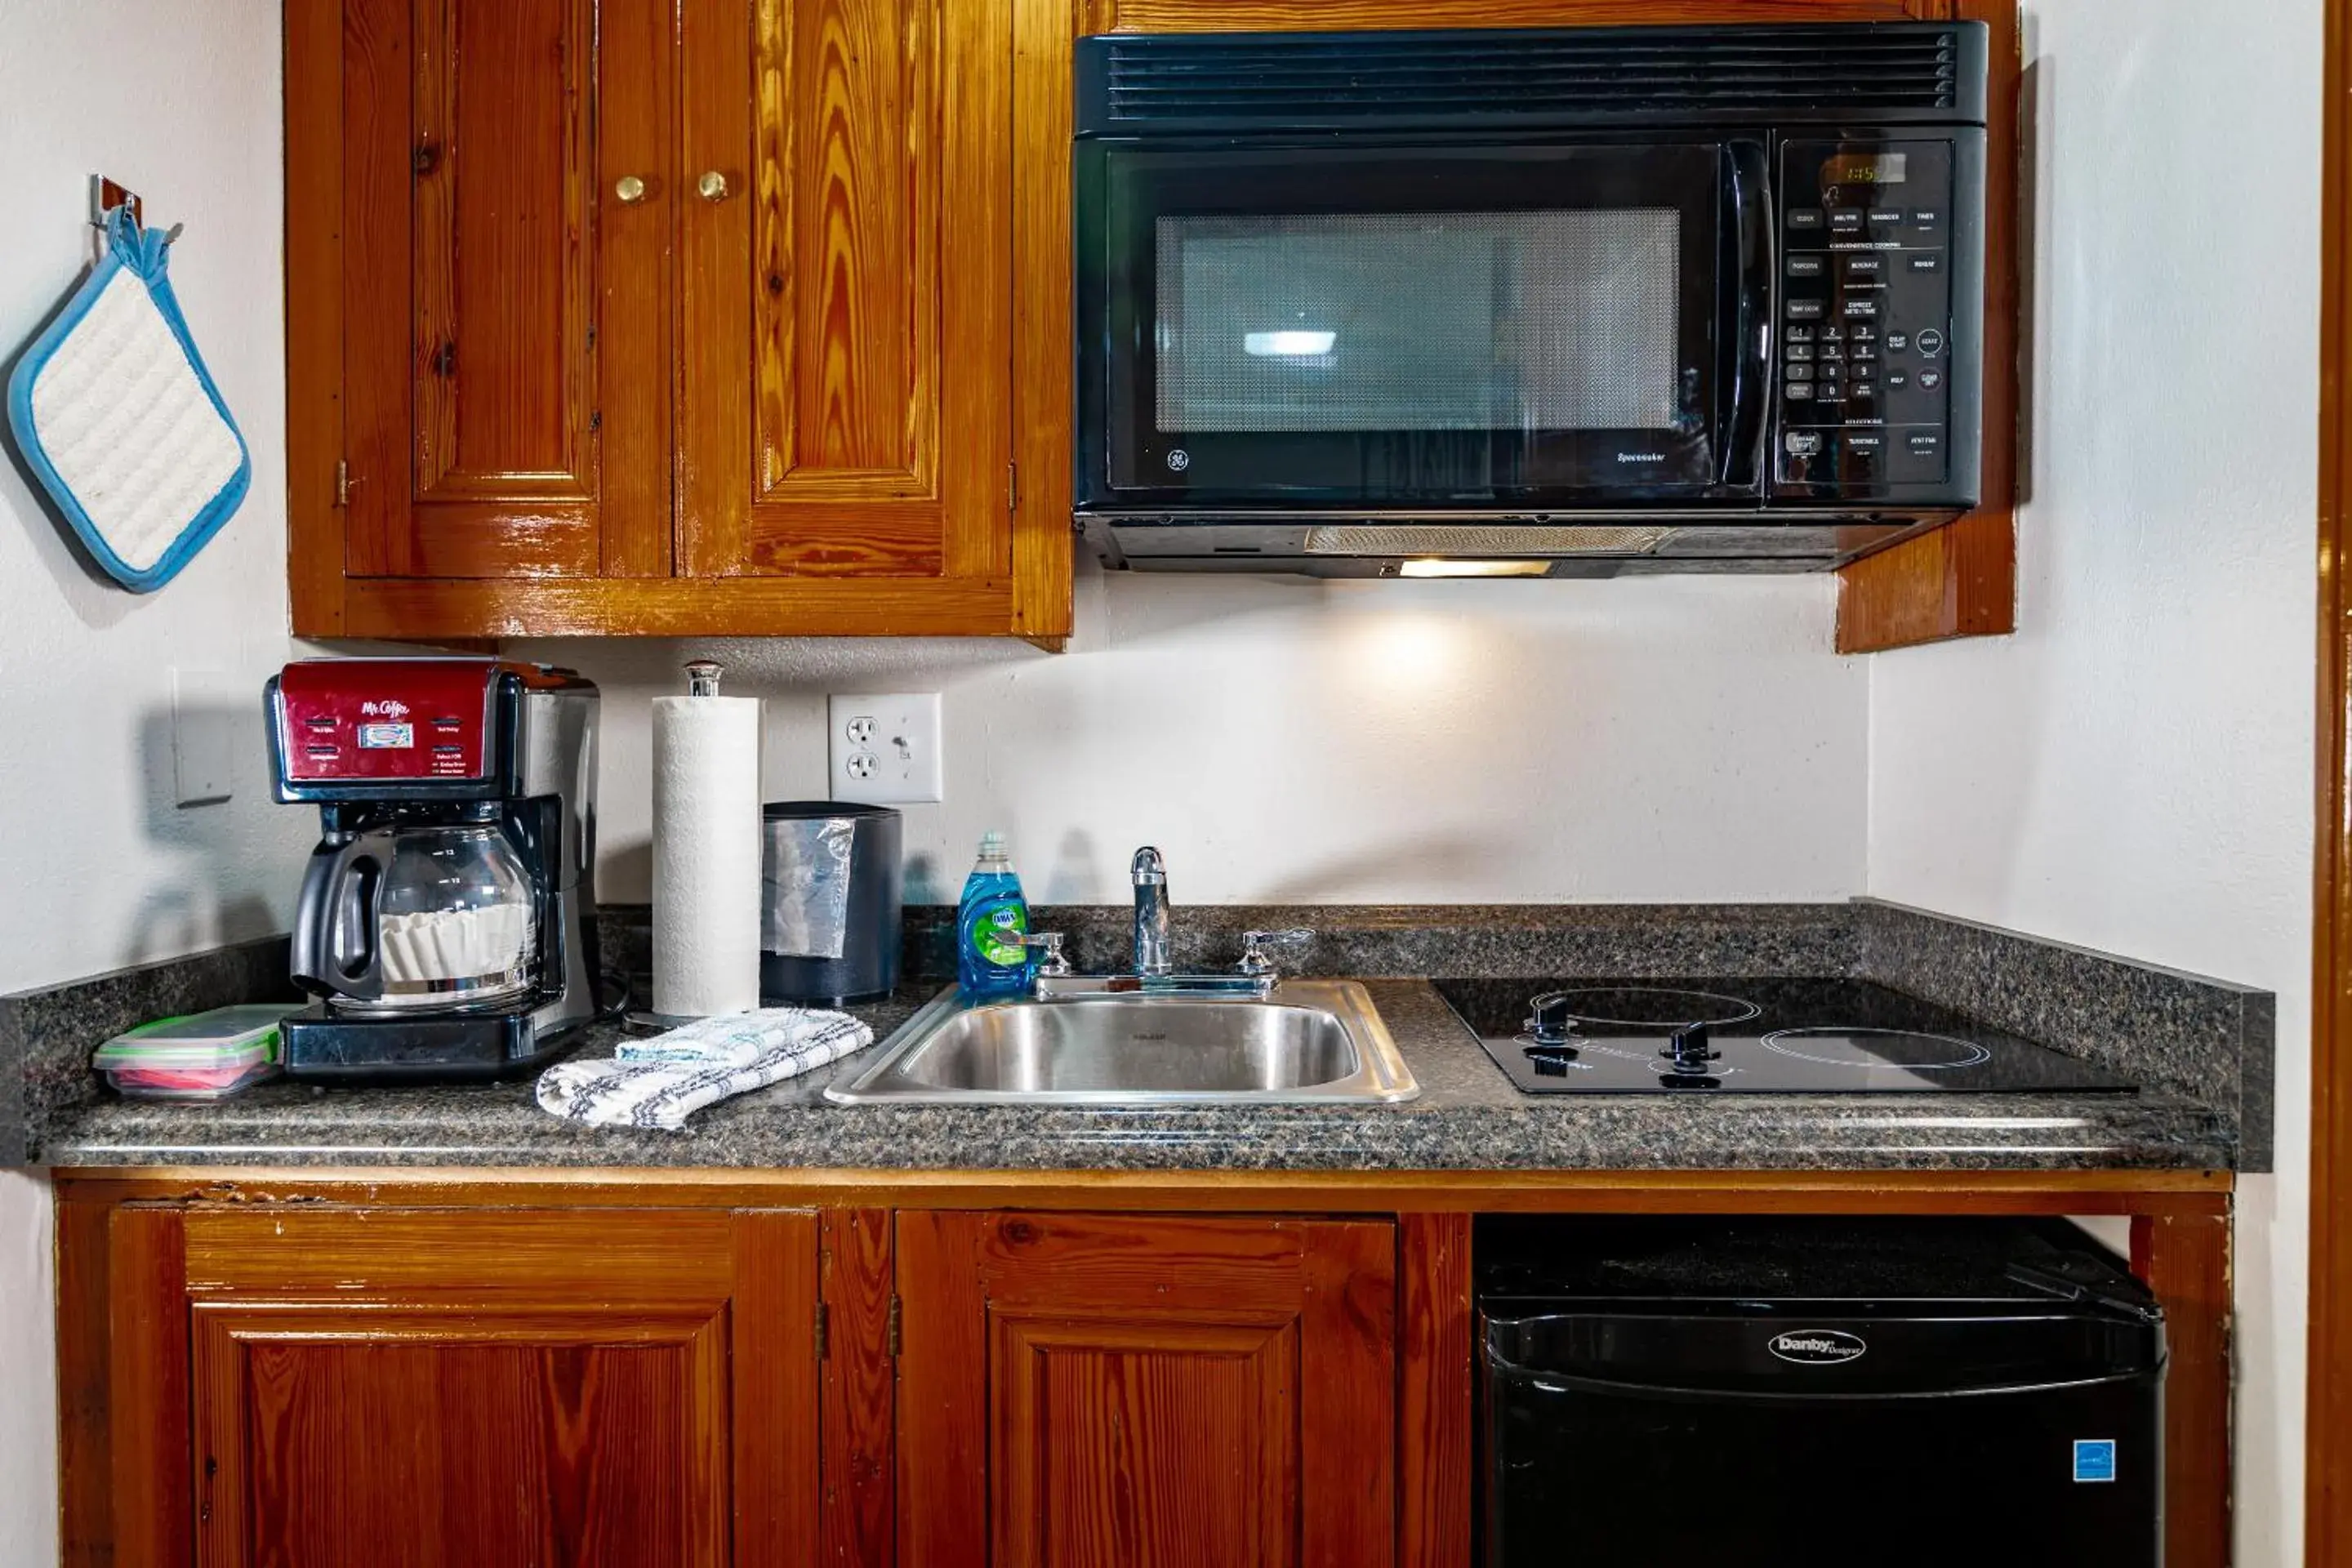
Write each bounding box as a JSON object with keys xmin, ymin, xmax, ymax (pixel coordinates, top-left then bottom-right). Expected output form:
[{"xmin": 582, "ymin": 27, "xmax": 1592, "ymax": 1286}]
[{"xmin": 1153, "ymin": 209, "xmax": 1682, "ymax": 434}]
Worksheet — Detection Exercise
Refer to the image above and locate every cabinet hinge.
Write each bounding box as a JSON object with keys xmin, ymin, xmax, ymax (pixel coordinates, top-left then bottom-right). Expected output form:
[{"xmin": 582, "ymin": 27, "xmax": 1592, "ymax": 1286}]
[
  {"xmin": 815, "ymin": 1300, "xmax": 830, "ymax": 1361},
  {"xmin": 888, "ymin": 1294, "xmax": 902, "ymax": 1358},
  {"xmin": 334, "ymin": 460, "xmax": 350, "ymax": 509},
  {"xmin": 1008, "ymin": 460, "xmax": 1018, "ymax": 514}
]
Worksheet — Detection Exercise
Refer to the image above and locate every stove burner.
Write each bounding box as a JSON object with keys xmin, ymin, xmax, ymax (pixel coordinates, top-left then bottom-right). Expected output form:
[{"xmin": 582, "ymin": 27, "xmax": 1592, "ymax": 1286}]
[
  {"xmin": 1760, "ymin": 1027, "xmax": 1994, "ymax": 1071},
  {"xmin": 1524, "ymin": 986, "xmax": 1762, "ymax": 1036}
]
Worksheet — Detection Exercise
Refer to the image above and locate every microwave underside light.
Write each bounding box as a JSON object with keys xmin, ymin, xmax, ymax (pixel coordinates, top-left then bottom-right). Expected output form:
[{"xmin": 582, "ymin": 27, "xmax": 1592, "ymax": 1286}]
[{"xmin": 1305, "ymin": 523, "xmax": 1674, "ymax": 557}]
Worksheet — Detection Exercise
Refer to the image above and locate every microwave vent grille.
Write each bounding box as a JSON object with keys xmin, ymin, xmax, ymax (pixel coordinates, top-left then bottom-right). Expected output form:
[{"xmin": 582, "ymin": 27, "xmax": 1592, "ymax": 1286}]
[
  {"xmin": 1303, "ymin": 523, "xmax": 1673, "ymax": 558},
  {"xmin": 1087, "ymin": 25, "xmax": 1975, "ymax": 128}
]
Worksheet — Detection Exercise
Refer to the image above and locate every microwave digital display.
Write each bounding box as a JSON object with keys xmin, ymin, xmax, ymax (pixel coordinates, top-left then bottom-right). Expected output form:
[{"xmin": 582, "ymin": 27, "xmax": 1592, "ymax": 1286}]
[{"xmin": 1822, "ymin": 153, "xmax": 1909, "ymax": 184}]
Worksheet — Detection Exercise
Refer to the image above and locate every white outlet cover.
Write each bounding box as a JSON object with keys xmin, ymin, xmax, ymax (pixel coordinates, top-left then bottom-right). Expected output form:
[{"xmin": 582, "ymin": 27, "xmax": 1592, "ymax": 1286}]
[
  {"xmin": 172, "ymin": 668, "xmax": 237, "ymax": 807},
  {"xmin": 828, "ymin": 693, "xmax": 943, "ymax": 804}
]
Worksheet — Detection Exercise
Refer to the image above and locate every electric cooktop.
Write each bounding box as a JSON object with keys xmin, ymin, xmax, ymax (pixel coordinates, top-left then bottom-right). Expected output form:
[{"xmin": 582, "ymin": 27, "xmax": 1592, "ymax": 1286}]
[{"xmin": 1432, "ymin": 978, "xmax": 2137, "ymax": 1095}]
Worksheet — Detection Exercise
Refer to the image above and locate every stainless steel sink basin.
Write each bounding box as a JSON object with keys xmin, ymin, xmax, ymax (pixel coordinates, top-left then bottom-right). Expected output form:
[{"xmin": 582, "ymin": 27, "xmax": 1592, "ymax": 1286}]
[{"xmin": 823, "ymin": 980, "xmax": 1419, "ymax": 1104}]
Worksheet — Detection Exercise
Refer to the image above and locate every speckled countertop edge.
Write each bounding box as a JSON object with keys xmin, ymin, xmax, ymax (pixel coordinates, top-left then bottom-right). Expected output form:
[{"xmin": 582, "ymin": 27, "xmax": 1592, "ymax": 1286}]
[{"xmin": 38, "ymin": 982, "xmax": 2234, "ymax": 1174}]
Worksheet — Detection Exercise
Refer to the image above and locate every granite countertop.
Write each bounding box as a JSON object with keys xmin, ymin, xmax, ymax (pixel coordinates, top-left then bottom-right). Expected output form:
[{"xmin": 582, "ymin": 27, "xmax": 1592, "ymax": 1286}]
[{"xmin": 36, "ymin": 979, "xmax": 2234, "ymax": 1174}]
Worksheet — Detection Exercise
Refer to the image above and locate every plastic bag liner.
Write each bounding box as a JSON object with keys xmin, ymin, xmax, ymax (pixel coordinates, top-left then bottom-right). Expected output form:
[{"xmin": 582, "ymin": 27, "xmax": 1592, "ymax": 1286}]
[{"xmin": 763, "ymin": 813, "xmax": 856, "ymax": 960}]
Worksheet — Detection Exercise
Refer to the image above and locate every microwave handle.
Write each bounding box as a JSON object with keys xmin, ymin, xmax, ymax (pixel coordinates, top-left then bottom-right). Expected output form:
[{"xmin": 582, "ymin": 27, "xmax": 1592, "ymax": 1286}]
[{"xmin": 1721, "ymin": 140, "xmax": 1773, "ymax": 488}]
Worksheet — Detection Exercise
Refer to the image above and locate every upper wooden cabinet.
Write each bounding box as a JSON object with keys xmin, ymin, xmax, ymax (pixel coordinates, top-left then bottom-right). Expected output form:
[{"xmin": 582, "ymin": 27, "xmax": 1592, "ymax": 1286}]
[{"xmin": 285, "ymin": 0, "xmax": 1070, "ymax": 640}]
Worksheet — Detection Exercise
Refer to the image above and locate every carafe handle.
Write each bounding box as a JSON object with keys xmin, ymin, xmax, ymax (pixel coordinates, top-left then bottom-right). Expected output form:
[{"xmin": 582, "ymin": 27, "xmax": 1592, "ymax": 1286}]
[{"xmin": 290, "ymin": 831, "xmax": 394, "ymax": 1001}]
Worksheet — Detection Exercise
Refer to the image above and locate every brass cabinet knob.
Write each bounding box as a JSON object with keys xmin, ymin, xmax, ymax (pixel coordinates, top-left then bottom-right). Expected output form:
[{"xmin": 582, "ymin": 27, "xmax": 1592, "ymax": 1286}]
[
  {"xmin": 697, "ymin": 170, "xmax": 730, "ymax": 203},
  {"xmin": 613, "ymin": 174, "xmax": 648, "ymax": 204}
]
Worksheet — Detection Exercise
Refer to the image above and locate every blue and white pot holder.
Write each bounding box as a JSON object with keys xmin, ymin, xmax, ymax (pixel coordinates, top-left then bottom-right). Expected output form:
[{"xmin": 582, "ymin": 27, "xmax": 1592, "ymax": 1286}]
[{"xmin": 7, "ymin": 207, "xmax": 250, "ymax": 592}]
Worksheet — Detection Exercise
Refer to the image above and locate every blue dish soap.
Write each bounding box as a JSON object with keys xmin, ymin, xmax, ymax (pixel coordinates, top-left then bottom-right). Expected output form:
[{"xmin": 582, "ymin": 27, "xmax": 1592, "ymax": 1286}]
[{"xmin": 957, "ymin": 831, "xmax": 1033, "ymax": 998}]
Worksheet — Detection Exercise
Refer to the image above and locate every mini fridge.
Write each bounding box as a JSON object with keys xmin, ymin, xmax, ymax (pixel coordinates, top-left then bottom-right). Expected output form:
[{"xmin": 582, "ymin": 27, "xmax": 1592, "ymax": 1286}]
[{"xmin": 1477, "ymin": 1216, "xmax": 2166, "ymax": 1568}]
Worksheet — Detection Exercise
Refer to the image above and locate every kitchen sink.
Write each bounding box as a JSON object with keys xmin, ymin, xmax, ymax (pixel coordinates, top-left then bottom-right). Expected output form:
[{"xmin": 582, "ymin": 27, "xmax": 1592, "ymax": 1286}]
[{"xmin": 823, "ymin": 980, "xmax": 1419, "ymax": 1105}]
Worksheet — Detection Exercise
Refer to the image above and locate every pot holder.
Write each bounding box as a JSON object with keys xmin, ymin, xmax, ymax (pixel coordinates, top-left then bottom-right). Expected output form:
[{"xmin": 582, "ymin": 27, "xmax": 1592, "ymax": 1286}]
[{"xmin": 6, "ymin": 206, "xmax": 250, "ymax": 592}]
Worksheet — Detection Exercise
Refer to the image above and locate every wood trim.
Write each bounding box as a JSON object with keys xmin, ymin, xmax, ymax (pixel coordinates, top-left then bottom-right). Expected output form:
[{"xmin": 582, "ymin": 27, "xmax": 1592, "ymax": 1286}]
[
  {"xmin": 283, "ymin": 0, "xmax": 349, "ymax": 634},
  {"xmin": 1396, "ymin": 1214, "xmax": 1472, "ymax": 1568},
  {"xmin": 1835, "ymin": 506, "xmax": 2017, "ymax": 652},
  {"xmin": 1009, "ymin": 0, "xmax": 1076, "ymax": 639},
  {"xmin": 1299, "ymin": 1220, "xmax": 1399, "ymax": 1567},
  {"xmin": 338, "ymin": 572, "xmax": 1018, "ymax": 637},
  {"xmin": 2134, "ymin": 1211, "xmax": 2234, "ymax": 1568},
  {"xmin": 55, "ymin": 1196, "xmax": 114, "ymax": 1568},
  {"xmin": 51, "ymin": 1164, "xmax": 2232, "ymax": 1214},
  {"xmin": 894, "ymin": 1210, "xmax": 988, "ymax": 1568},
  {"xmin": 819, "ymin": 1208, "xmax": 897, "ymax": 1568},
  {"xmin": 732, "ymin": 1209, "xmax": 826, "ymax": 1568},
  {"xmin": 106, "ymin": 1207, "xmax": 189, "ymax": 1567},
  {"xmin": 2314, "ymin": 2, "xmax": 2352, "ymax": 1561},
  {"xmin": 1834, "ymin": 0, "xmax": 2021, "ymax": 653}
]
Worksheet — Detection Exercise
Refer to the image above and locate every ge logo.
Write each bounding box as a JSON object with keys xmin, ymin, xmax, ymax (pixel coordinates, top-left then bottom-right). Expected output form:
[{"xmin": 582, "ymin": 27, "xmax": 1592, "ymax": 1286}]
[{"xmin": 1165, "ymin": 448, "xmax": 1191, "ymax": 472}]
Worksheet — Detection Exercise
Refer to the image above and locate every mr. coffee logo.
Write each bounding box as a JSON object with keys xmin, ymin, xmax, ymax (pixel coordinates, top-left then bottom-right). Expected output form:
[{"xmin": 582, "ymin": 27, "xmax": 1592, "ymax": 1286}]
[
  {"xmin": 1768, "ymin": 1330, "xmax": 1868, "ymax": 1365},
  {"xmin": 359, "ymin": 699, "xmax": 412, "ymax": 719}
]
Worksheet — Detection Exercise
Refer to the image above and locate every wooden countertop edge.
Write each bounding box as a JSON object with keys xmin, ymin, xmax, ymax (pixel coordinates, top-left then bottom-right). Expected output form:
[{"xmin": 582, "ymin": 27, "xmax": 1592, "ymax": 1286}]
[{"xmin": 50, "ymin": 1164, "xmax": 2234, "ymax": 1217}]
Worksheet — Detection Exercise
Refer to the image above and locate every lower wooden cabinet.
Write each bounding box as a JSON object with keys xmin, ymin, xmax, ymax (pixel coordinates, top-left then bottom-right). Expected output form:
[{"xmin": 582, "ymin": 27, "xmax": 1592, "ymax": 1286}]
[
  {"xmin": 109, "ymin": 1205, "xmax": 823, "ymax": 1567},
  {"xmin": 896, "ymin": 1211, "xmax": 1399, "ymax": 1568},
  {"xmin": 88, "ymin": 1202, "xmax": 1427, "ymax": 1567}
]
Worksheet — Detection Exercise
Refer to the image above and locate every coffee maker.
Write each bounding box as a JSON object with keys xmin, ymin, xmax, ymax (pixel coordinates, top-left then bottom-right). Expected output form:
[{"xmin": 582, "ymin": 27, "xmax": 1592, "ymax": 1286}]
[{"xmin": 267, "ymin": 657, "xmax": 602, "ymax": 1082}]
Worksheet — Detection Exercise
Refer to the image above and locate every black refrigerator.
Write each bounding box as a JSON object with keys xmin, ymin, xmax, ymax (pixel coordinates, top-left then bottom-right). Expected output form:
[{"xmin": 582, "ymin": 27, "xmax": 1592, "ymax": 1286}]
[{"xmin": 1477, "ymin": 1216, "xmax": 2165, "ymax": 1568}]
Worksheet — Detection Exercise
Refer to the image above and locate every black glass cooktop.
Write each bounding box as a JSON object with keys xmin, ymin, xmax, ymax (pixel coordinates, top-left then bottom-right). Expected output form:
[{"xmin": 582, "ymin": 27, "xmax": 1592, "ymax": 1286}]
[{"xmin": 1432, "ymin": 978, "xmax": 2136, "ymax": 1095}]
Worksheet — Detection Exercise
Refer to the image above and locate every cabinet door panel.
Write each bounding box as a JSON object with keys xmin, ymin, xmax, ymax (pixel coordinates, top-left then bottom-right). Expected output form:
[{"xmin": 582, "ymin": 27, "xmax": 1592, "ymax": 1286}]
[
  {"xmin": 679, "ymin": 0, "xmax": 1013, "ymax": 579},
  {"xmin": 1001, "ymin": 1316, "xmax": 1300, "ymax": 1568},
  {"xmin": 178, "ymin": 1208, "xmax": 817, "ymax": 1568},
  {"xmin": 343, "ymin": 0, "xmax": 633, "ymax": 579},
  {"xmin": 411, "ymin": 0, "xmax": 596, "ymax": 506},
  {"xmin": 199, "ymin": 1312, "xmax": 726, "ymax": 1568},
  {"xmin": 898, "ymin": 1212, "xmax": 1397, "ymax": 1568}
]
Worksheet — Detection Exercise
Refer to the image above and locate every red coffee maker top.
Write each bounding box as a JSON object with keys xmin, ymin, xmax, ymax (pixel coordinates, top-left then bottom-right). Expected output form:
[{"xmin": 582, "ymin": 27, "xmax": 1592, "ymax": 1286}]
[{"xmin": 273, "ymin": 658, "xmax": 503, "ymax": 785}]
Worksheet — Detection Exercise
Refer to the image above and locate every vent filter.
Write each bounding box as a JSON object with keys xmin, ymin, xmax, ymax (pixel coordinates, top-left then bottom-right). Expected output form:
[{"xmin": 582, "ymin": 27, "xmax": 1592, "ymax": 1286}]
[
  {"xmin": 1303, "ymin": 523, "xmax": 1672, "ymax": 557},
  {"xmin": 1080, "ymin": 24, "xmax": 1982, "ymax": 133}
]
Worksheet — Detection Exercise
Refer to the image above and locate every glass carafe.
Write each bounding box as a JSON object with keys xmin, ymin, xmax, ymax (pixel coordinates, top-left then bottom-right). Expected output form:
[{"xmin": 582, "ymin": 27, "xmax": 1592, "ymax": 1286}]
[{"xmin": 369, "ymin": 822, "xmax": 538, "ymax": 1009}]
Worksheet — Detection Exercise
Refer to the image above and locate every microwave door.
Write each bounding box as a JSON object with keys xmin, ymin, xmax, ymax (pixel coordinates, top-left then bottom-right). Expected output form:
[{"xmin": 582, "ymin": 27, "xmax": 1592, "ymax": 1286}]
[{"xmin": 1084, "ymin": 140, "xmax": 1751, "ymax": 507}]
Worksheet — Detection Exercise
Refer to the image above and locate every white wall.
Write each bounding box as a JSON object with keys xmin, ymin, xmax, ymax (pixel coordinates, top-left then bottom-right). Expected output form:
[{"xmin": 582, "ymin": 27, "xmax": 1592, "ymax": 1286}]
[
  {"xmin": 0, "ymin": 2, "xmax": 301, "ymax": 1561},
  {"xmin": 519, "ymin": 568, "xmax": 1868, "ymax": 906},
  {"xmin": 1864, "ymin": 5, "xmax": 2320, "ymax": 1565}
]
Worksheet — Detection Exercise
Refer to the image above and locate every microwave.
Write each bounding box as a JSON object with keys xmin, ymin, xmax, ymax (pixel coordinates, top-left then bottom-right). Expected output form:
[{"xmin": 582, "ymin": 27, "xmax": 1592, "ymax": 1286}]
[{"xmin": 1073, "ymin": 22, "xmax": 1990, "ymax": 577}]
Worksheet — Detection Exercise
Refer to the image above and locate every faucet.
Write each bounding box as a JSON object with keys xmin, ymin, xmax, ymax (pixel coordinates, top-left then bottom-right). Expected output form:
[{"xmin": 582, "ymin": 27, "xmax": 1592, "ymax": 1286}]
[
  {"xmin": 1132, "ymin": 846, "xmax": 1171, "ymax": 976},
  {"xmin": 1022, "ymin": 847, "xmax": 1311, "ymax": 1000}
]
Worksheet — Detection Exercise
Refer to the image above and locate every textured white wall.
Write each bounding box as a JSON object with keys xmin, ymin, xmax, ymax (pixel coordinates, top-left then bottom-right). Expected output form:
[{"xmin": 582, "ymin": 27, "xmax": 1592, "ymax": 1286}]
[
  {"xmin": 519, "ymin": 567, "xmax": 1869, "ymax": 907},
  {"xmin": 0, "ymin": 2, "xmax": 302, "ymax": 1561},
  {"xmin": 1864, "ymin": 6, "xmax": 2321, "ymax": 1565}
]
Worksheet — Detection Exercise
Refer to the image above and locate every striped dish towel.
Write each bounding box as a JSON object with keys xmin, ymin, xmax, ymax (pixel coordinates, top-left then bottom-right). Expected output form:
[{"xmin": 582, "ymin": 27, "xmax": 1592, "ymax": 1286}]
[{"xmin": 537, "ymin": 1008, "xmax": 874, "ymax": 1131}]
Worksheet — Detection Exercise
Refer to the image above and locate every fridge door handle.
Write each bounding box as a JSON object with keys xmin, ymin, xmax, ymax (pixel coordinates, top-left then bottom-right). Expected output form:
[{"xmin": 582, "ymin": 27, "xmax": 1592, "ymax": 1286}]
[{"xmin": 1720, "ymin": 139, "xmax": 1774, "ymax": 489}]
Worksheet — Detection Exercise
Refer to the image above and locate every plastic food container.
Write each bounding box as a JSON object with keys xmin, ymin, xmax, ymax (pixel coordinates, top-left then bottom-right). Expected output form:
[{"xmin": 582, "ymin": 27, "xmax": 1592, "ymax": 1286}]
[{"xmin": 94, "ymin": 1004, "xmax": 296, "ymax": 1102}]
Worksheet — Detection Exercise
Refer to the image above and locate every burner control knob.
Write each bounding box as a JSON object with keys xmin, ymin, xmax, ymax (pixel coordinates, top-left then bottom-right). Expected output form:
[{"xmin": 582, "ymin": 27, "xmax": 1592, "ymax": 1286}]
[
  {"xmin": 1525, "ymin": 991, "xmax": 1579, "ymax": 1046},
  {"xmin": 1664, "ymin": 1022, "xmax": 1719, "ymax": 1075}
]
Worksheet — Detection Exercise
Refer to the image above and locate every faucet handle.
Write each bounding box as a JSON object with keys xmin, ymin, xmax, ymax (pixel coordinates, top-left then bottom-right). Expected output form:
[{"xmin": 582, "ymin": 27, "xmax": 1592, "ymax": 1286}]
[
  {"xmin": 1237, "ymin": 928, "xmax": 1313, "ymax": 978},
  {"xmin": 1018, "ymin": 931, "xmax": 1071, "ymax": 978}
]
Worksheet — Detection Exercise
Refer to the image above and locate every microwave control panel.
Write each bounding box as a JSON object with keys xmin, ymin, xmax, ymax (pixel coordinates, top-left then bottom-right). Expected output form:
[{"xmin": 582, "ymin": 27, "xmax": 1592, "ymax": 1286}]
[{"xmin": 1772, "ymin": 138, "xmax": 1965, "ymax": 501}]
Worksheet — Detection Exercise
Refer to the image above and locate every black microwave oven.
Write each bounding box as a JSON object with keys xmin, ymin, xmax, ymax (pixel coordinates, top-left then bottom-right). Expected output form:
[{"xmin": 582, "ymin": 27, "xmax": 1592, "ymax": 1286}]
[{"xmin": 1073, "ymin": 22, "xmax": 1990, "ymax": 577}]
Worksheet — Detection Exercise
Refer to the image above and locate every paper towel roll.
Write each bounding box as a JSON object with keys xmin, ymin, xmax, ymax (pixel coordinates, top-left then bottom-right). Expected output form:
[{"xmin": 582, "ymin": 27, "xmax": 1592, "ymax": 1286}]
[{"xmin": 652, "ymin": 693, "xmax": 764, "ymax": 1018}]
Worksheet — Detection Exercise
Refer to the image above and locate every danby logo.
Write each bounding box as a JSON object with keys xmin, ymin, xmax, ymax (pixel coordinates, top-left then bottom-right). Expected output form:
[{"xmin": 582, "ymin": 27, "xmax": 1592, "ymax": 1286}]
[
  {"xmin": 1769, "ymin": 1330, "xmax": 1867, "ymax": 1365},
  {"xmin": 1615, "ymin": 451, "xmax": 1666, "ymax": 464}
]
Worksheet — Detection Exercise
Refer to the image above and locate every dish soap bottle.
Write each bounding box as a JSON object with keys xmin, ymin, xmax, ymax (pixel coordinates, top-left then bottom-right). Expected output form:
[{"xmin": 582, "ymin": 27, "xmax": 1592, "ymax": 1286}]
[{"xmin": 957, "ymin": 831, "xmax": 1032, "ymax": 998}]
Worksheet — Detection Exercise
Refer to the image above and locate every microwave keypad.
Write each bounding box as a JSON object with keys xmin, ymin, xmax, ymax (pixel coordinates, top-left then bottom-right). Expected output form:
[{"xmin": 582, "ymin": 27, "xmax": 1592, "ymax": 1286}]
[{"xmin": 1775, "ymin": 140, "xmax": 1956, "ymax": 493}]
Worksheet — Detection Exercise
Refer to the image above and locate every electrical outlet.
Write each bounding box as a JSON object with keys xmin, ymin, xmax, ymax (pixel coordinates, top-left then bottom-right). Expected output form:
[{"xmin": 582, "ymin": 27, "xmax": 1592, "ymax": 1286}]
[
  {"xmin": 172, "ymin": 669, "xmax": 236, "ymax": 807},
  {"xmin": 828, "ymin": 693, "xmax": 942, "ymax": 804}
]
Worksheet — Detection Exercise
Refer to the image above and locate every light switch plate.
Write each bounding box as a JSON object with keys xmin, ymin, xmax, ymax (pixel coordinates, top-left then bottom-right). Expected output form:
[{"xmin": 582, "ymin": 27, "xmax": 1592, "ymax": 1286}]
[
  {"xmin": 172, "ymin": 669, "xmax": 236, "ymax": 807},
  {"xmin": 828, "ymin": 693, "xmax": 943, "ymax": 804}
]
